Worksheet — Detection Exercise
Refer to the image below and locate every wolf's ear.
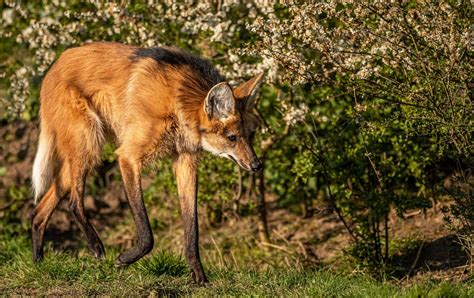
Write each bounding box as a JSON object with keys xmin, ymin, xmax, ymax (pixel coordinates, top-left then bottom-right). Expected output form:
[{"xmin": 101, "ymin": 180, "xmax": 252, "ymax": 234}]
[
  {"xmin": 204, "ymin": 82, "xmax": 235, "ymax": 120},
  {"xmin": 234, "ymin": 73, "xmax": 264, "ymax": 110}
]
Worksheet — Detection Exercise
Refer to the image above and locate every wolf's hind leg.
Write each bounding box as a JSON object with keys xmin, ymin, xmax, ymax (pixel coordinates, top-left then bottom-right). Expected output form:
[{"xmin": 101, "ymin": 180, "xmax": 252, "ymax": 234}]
[
  {"xmin": 68, "ymin": 163, "xmax": 105, "ymax": 260},
  {"xmin": 32, "ymin": 183, "xmax": 63, "ymax": 262}
]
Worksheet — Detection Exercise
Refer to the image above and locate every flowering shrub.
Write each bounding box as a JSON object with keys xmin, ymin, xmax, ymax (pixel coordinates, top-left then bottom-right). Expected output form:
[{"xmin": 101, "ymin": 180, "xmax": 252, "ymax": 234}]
[
  {"xmin": 246, "ymin": 2, "xmax": 472, "ymax": 156},
  {"xmin": 244, "ymin": 2, "xmax": 472, "ymax": 267}
]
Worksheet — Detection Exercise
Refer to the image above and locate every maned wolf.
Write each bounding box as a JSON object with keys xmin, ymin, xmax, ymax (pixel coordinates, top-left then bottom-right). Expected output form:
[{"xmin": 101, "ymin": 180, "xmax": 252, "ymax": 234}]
[{"xmin": 31, "ymin": 42, "xmax": 263, "ymax": 284}]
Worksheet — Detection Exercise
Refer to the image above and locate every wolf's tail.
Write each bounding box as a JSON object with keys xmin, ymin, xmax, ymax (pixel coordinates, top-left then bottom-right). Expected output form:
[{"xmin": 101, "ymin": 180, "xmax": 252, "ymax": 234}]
[{"xmin": 32, "ymin": 126, "xmax": 55, "ymax": 204}]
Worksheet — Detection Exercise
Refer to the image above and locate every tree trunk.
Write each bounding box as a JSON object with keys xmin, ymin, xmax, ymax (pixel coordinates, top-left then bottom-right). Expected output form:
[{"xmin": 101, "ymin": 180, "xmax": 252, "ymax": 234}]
[{"xmin": 255, "ymin": 164, "xmax": 270, "ymax": 242}]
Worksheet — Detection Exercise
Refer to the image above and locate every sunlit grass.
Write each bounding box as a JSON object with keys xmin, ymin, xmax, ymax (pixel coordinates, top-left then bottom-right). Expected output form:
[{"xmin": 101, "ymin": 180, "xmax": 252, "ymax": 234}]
[
  {"xmin": 137, "ymin": 251, "xmax": 188, "ymax": 277},
  {"xmin": 0, "ymin": 236, "xmax": 472, "ymax": 296}
]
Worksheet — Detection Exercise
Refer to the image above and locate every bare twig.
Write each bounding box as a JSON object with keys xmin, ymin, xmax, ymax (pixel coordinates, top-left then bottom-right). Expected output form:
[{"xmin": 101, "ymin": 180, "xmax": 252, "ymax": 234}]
[
  {"xmin": 301, "ymin": 119, "xmax": 358, "ymax": 242},
  {"xmin": 210, "ymin": 235, "xmax": 227, "ymax": 268},
  {"xmin": 230, "ymin": 249, "xmax": 239, "ymax": 270},
  {"xmin": 256, "ymin": 166, "xmax": 270, "ymax": 242},
  {"xmin": 0, "ymin": 201, "xmax": 14, "ymax": 211},
  {"xmin": 259, "ymin": 241, "xmax": 293, "ymax": 254},
  {"xmin": 273, "ymin": 228, "xmax": 291, "ymax": 246},
  {"xmin": 407, "ymin": 242, "xmax": 424, "ymax": 277},
  {"xmin": 233, "ymin": 167, "xmax": 243, "ymax": 213},
  {"xmin": 364, "ymin": 150, "xmax": 382, "ymax": 187}
]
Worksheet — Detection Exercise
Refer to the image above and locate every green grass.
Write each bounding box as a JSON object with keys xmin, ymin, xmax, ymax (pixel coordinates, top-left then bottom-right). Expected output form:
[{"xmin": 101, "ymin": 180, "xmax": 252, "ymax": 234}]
[{"xmin": 0, "ymin": 237, "xmax": 472, "ymax": 296}]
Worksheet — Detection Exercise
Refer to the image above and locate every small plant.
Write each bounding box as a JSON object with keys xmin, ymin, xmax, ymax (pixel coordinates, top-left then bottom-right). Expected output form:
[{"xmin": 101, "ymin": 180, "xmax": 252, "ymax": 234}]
[{"xmin": 137, "ymin": 252, "xmax": 188, "ymax": 277}]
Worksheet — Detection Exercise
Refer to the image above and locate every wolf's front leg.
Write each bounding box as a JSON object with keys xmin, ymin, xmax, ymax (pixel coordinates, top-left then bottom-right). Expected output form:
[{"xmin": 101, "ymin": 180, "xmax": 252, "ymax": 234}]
[
  {"xmin": 115, "ymin": 155, "xmax": 154, "ymax": 266},
  {"xmin": 174, "ymin": 153, "xmax": 208, "ymax": 285}
]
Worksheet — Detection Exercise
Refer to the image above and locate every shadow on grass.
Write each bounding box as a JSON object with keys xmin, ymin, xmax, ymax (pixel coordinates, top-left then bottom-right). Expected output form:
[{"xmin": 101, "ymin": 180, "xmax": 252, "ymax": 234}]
[{"xmin": 390, "ymin": 234, "xmax": 470, "ymax": 278}]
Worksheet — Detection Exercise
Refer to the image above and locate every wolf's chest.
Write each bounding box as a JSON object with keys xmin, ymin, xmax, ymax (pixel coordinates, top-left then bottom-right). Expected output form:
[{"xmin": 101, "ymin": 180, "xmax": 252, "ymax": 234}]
[{"xmin": 141, "ymin": 119, "xmax": 200, "ymax": 165}]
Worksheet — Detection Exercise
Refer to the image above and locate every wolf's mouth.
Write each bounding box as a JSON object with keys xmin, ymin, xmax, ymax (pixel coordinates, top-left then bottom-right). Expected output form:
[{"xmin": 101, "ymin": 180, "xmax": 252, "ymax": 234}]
[{"xmin": 226, "ymin": 155, "xmax": 251, "ymax": 172}]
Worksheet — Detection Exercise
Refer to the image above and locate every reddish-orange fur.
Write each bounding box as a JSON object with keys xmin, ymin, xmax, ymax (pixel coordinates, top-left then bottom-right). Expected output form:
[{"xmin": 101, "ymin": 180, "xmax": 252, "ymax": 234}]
[{"xmin": 31, "ymin": 42, "xmax": 263, "ymax": 284}]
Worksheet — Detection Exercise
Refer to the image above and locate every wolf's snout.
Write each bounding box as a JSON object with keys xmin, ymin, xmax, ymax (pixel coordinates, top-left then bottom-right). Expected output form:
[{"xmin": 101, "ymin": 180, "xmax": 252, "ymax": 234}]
[{"xmin": 250, "ymin": 159, "xmax": 262, "ymax": 172}]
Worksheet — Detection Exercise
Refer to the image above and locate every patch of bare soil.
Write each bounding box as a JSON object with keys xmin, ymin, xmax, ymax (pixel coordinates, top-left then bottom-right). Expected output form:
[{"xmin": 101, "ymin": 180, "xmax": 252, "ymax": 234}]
[
  {"xmin": 198, "ymin": 201, "xmax": 471, "ymax": 282},
  {"xmin": 387, "ymin": 208, "xmax": 471, "ymax": 282},
  {"xmin": 0, "ymin": 121, "xmax": 37, "ymax": 197}
]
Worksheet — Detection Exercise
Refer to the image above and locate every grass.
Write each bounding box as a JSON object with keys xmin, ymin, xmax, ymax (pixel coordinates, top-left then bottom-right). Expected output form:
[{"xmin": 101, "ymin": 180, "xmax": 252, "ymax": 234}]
[{"xmin": 0, "ymin": 236, "xmax": 472, "ymax": 296}]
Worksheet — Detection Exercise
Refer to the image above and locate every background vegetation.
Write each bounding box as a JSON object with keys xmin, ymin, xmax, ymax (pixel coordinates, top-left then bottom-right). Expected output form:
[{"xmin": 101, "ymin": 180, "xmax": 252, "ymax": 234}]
[{"xmin": 0, "ymin": 1, "xmax": 472, "ymax": 296}]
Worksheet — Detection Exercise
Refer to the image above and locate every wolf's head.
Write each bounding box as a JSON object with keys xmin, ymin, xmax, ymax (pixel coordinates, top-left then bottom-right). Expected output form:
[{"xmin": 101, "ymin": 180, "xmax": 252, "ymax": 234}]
[{"xmin": 200, "ymin": 73, "xmax": 264, "ymax": 172}]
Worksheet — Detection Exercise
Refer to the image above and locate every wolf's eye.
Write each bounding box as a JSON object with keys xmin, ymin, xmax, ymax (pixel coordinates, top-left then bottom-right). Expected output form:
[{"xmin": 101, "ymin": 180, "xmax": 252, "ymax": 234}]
[{"xmin": 227, "ymin": 135, "xmax": 237, "ymax": 142}]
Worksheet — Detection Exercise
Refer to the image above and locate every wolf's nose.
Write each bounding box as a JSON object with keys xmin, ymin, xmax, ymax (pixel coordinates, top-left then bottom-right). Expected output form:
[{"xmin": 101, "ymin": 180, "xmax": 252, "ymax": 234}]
[{"xmin": 251, "ymin": 160, "xmax": 262, "ymax": 172}]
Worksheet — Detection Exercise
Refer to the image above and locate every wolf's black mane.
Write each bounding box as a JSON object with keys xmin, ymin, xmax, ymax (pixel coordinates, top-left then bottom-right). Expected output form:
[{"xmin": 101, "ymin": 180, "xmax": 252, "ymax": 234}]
[{"xmin": 133, "ymin": 47, "xmax": 223, "ymax": 89}]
